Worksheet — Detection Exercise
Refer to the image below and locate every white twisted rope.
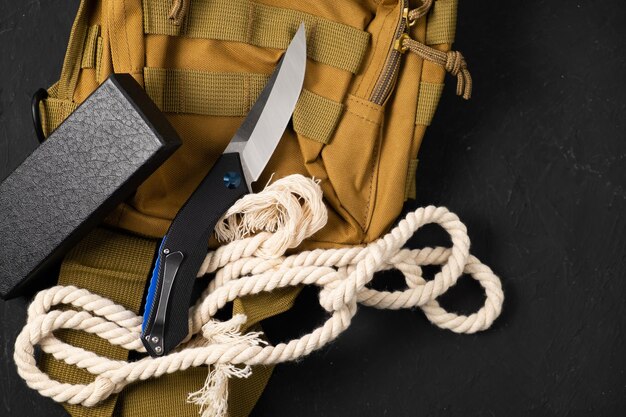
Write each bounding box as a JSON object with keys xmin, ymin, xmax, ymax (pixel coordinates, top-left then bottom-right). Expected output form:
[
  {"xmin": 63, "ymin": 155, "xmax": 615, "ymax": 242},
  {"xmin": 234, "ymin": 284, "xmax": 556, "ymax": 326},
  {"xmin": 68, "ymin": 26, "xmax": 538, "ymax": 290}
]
[{"xmin": 14, "ymin": 175, "xmax": 504, "ymax": 414}]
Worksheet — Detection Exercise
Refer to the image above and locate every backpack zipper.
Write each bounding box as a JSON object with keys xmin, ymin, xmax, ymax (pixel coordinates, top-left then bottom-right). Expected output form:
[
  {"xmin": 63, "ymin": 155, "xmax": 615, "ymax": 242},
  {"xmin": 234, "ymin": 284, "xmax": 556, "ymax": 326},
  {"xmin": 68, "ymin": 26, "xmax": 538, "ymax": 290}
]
[{"xmin": 369, "ymin": 0, "xmax": 410, "ymax": 105}]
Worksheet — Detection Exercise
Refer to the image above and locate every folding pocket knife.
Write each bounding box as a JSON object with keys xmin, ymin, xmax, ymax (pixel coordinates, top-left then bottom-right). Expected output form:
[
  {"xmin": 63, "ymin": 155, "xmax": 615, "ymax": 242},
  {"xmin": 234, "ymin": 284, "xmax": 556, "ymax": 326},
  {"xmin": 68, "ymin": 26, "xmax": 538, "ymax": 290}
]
[{"xmin": 141, "ymin": 23, "xmax": 307, "ymax": 357}]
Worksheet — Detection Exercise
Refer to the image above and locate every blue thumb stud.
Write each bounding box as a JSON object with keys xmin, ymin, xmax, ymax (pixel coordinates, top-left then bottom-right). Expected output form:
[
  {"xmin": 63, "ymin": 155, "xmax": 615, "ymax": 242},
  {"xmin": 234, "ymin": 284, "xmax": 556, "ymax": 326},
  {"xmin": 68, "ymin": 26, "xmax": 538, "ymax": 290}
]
[{"xmin": 223, "ymin": 171, "xmax": 242, "ymax": 189}]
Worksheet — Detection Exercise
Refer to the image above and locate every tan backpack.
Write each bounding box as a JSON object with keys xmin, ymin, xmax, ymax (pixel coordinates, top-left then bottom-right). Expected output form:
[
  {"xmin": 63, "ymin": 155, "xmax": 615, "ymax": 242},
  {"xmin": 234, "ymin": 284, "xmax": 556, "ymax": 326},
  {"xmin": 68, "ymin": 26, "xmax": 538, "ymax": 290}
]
[{"xmin": 36, "ymin": 1, "xmax": 471, "ymax": 416}]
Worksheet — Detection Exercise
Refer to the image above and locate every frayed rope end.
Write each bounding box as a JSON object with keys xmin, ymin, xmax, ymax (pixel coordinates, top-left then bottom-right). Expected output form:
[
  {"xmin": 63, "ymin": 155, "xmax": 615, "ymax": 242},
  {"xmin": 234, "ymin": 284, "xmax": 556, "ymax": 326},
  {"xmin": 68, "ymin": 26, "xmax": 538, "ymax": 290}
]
[
  {"xmin": 187, "ymin": 363, "xmax": 253, "ymax": 417},
  {"xmin": 187, "ymin": 314, "xmax": 266, "ymax": 417},
  {"xmin": 214, "ymin": 174, "xmax": 327, "ymax": 258}
]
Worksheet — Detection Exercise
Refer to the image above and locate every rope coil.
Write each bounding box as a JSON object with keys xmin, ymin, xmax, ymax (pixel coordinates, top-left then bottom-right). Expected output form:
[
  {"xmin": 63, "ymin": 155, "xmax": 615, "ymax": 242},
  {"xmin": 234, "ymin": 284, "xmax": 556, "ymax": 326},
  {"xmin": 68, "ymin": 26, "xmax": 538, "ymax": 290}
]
[{"xmin": 14, "ymin": 175, "xmax": 503, "ymax": 415}]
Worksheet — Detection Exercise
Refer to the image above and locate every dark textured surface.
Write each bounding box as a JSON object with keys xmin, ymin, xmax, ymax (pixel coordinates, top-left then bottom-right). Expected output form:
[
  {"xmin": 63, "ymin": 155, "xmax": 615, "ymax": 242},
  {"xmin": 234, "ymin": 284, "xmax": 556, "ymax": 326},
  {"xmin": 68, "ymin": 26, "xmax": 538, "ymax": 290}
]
[
  {"xmin": 1, "ymin": 1, "xmax": 625, "ymax": 416},
  {"xmin": 0, "ymin": 75, "xmax": 179, "ymax": 298}
]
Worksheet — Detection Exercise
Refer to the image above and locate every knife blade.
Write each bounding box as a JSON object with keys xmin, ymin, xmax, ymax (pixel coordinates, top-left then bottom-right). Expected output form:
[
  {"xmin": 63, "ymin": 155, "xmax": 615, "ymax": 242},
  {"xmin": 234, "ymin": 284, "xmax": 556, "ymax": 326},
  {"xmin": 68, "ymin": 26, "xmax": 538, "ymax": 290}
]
[{"xmin": 141, "ymin": 23, "xmax": 307, "ymax": 357}]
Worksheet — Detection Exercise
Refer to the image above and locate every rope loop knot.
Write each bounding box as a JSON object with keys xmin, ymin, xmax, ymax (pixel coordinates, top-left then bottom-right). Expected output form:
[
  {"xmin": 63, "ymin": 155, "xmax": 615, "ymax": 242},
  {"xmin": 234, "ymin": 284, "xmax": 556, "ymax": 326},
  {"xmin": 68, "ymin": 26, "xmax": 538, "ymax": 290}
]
[
  {"xmin": 399, "ymin": 36, "xmax": 473, "ymax": 100},
  {"xmin": 445, "ymin": 50, "xmax": 472, "ymax": 99}
]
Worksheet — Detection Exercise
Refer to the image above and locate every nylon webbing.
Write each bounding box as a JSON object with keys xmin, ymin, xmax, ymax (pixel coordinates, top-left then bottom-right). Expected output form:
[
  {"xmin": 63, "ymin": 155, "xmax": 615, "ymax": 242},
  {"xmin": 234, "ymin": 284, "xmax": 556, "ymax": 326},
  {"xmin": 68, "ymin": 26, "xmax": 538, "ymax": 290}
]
[
  {"xmin": 415, "ymin": 81, "xmax": 444, "ymax": 126},
  {"xmin": 81, "ymin": 25, "xmax": 100, "ymax": 68},
  {"xmin": 40, "ymin": 97, "xmax": 78, "ymax": 138},
  {"xmin": 40, "ymin": 227, "xmax": 157, "ymax": 417},
  {"xmin": 292, "ymin": 91, "xmax": 343, "ymax": 144},
  {"xmin": 144, "ymin": 68, "xmax": 268, "ymax": 116},
  {"xmin": 426, "ymin": 0, "xmax": 458, "ymax": 45},
  {"xmin": 404, "ymin": 159, "xmax": 419, "ymax": 200},
  {"xmin": 142, "ymin": 0, "xmax": 370, "ymax": 74},
  {"xmin": 57, "ymin": 0, "xmax": 90, "ymax": 100},
  {"xmin": 95, "ymin": 36, "xmax": 104, "ymax": 82},
  {"xmin": 144, "ymin": 67, "xmax": 344, "ymax": 144}
]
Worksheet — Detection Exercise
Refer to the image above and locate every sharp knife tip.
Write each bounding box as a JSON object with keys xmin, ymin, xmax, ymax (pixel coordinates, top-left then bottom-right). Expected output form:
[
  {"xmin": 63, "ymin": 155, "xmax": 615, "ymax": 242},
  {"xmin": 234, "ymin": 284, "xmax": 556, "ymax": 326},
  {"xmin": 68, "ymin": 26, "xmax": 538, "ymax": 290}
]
[{"xmin": 296, "ymin": 22, "xmax": 306, "ymax": 39}]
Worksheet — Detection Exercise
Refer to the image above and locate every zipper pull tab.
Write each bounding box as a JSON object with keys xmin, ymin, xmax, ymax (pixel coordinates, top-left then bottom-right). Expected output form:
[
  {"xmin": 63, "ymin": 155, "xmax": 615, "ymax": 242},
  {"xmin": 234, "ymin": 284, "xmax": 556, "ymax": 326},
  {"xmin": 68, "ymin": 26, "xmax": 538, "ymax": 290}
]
[
  {"xmin": 394, "ymin": 33, "xmax": 410, "ymax": 54},
  {"xmin": 402, "ymin": 7, "xmax": 416, "ymax": 28}
]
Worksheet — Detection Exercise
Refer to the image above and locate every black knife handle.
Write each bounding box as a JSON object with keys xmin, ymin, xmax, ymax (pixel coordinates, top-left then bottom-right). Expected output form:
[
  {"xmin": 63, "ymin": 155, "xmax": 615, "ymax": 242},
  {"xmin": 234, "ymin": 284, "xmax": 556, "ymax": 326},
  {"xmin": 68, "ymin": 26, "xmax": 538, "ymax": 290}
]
[
  {"xmin": 142, "ymin": 152, "xmax": 249, "ymax": 356},
  {"xmin": 143, "ymin": 250, "xmax": 184, "ymax": 355}
]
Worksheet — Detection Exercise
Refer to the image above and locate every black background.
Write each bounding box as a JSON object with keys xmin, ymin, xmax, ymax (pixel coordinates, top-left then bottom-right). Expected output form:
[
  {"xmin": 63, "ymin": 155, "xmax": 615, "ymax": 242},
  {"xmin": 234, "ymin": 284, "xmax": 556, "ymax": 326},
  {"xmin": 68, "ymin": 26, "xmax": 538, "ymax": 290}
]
[{"xmin": 1, "ymin": 1, "xmax": 625, "ymax": 416}]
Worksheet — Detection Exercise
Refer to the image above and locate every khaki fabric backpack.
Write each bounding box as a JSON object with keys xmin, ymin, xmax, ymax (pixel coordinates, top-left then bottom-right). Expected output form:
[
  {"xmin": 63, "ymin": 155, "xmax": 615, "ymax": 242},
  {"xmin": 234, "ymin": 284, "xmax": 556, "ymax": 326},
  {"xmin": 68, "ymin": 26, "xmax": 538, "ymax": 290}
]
[{"xmin": 36, "ymin": 1, "xmax": 469, "ymax": 416}]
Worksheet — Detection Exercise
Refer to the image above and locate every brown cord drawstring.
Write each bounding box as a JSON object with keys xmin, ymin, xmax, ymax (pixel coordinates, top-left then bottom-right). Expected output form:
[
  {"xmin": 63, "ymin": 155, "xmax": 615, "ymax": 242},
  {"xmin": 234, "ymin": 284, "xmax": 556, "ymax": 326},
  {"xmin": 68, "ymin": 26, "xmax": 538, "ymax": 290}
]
[
  {"xmin": 408, "ymin": 0, "xmax": 434, "ymax": 23},
  {"xmin": 401, "ymin": 37, "xmax": 472, "ymax": 99},
  {"xmin": 168, "ymin": 0, "xmax": 190, "ymax": 26},
  {"xmin": 443, "ymin": 50, "xmax": 472, "ymax": 99},
  {"xmin": 401, "ymin": 1, "xmax": 472, "ymax": 98}
]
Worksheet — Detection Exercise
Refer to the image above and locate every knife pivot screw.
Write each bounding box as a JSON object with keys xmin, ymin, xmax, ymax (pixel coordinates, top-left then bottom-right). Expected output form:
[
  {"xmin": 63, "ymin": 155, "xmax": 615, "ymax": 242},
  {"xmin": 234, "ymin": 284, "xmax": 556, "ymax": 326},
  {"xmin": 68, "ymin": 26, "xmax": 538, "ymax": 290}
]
[
  {"xmin": 163, "ymin": 248, "xmax": 170, "ymax": 254},
  {"xmin": 151, "ymin": 336, "xmax": 159, "ymax": 343},
  {"xmin": 223, "ymin": 171, "xmax": 242, "ymax": 189}
]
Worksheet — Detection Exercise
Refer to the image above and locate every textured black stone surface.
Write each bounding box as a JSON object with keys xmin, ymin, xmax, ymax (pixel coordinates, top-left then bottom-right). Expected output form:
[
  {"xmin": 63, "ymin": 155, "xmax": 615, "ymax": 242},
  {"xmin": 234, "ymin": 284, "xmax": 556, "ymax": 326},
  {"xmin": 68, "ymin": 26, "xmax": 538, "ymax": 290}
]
[{"xmin": 0, "ymin": 1, "xmax": 624, "ymax": 416}]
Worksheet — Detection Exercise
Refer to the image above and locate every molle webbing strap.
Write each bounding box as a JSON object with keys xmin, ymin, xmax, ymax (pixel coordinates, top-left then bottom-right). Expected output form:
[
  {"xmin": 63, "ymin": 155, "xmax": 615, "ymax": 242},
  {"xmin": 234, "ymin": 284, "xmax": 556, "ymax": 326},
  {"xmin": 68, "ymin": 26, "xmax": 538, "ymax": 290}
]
[
  {"xmin": 81, "ymin": 25, "xmax": 101, "ymax": 69},
  {"xmin": 144, "ymin": 68, "xmax": 269, "ymax": 116},
  {"xmin": 57, "ymin": 0, "xmax": 91, "ymax": 100},
  {"xmin": 415, "ymin": 81, "xmax": 444, "ymax": 126},
  {"xmin": 426, "ymin": 0, "xmax": 458, "ymax": 45},
  {"xmin": 95, "ymin": 35, "xmax": 104, "ymax": 82},
  {"xmin": 39, "ymin": 0, "xmax": 96, "ymax": 138},
  {"xmin": 404, "ymin": 159, "xmax": 419, "ymax": 200},
  {"xmin": 142, "ymin": 0, "xmax": 370, "ymax": 74},
  {"xmin": 40, "ymin": 227, "xmax": 157, "ymax": 417},
  {"xmin": 143, "ymin": 67, "xmax": 344, "ymax": 144},
  {"xmin": 292, "ymin": 91, "xmax": 343, "ymax": 145},
  {"xmin": 40, "ymin": 98, "xmax": 78, "ymax": 138}
]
